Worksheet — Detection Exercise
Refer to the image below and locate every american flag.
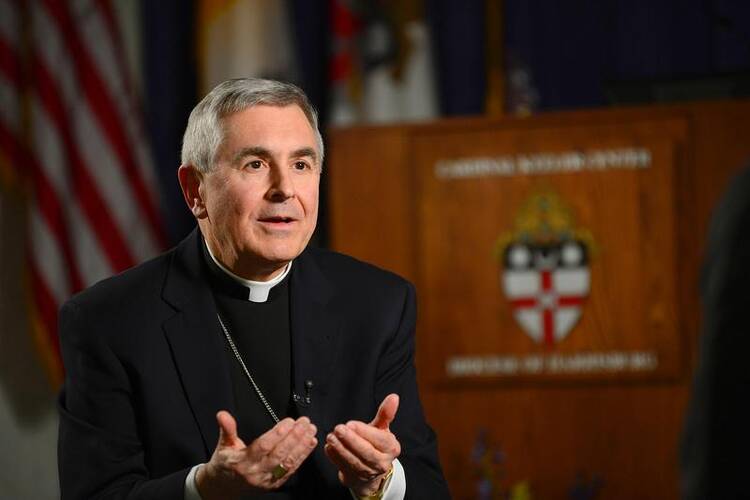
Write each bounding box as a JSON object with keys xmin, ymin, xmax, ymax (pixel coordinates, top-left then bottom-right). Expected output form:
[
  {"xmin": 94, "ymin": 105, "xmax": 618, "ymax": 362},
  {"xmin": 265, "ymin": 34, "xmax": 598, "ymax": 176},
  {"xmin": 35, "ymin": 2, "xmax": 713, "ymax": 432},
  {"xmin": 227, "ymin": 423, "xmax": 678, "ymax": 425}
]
[{"xmin": 0, "ymin": 0, "xmax": 166, "ymax": 385}]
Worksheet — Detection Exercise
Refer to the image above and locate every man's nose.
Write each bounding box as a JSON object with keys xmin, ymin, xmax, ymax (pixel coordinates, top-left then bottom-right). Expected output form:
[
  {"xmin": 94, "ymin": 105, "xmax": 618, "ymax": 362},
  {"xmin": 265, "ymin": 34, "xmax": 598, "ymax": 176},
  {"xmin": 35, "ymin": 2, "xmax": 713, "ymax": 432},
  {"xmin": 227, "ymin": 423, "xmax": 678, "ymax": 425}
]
[{"xmin": 267, "ymin": 165, "xmax": 295, "ymax": 201}]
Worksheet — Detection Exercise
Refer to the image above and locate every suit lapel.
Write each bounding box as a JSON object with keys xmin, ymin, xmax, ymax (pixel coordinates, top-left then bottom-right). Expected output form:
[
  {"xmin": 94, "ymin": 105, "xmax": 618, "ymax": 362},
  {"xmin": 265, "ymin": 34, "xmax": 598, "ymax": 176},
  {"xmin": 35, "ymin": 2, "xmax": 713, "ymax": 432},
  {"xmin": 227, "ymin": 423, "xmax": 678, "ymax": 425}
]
[
  {"xmin": 160, "ymin": 233, "xmax": 342, "ymax": 455},
  {"xmin": 289, "ymin": 249, "xmax": 342, "ymax": 429},
  {"xmin": 162, "ymin": 230, "xmax": 234, "ymax": 456}
]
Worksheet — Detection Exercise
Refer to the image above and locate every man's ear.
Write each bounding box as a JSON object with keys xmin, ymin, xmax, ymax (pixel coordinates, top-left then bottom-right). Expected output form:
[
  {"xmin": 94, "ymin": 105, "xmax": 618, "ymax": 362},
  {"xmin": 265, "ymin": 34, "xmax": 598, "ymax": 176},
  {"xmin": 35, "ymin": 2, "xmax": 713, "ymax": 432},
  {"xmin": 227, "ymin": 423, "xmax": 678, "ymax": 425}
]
[{"xmin": 177, "ymin": 164, "xmax": 208, "ymax": 219}]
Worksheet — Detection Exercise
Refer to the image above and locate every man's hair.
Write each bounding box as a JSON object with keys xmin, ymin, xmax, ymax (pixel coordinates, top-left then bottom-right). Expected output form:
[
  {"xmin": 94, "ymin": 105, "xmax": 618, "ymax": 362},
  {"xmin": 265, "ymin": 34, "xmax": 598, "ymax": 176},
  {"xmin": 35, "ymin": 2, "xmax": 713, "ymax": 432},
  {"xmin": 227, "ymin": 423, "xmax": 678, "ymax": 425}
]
[{"xmin": 181, "ymin": 78, "xmax": 324, "ymax": 173}]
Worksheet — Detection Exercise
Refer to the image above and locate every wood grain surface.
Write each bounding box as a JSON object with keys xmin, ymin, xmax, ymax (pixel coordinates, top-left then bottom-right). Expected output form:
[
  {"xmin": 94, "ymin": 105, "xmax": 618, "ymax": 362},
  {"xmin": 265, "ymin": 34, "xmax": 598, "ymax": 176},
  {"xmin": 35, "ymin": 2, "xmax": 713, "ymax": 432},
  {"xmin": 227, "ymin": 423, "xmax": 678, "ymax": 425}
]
[{"xmin": 327, "ymin": 101, "xmax": 750, "ymax": 499}]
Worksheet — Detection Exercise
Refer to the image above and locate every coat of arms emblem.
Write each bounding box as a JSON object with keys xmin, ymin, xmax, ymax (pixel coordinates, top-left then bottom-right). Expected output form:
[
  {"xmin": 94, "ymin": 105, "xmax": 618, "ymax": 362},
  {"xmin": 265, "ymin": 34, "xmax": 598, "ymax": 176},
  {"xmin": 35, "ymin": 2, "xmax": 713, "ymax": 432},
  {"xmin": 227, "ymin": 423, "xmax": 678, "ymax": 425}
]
[{"xmin": 496, "ymin": 191, "xmax": 595, "ymax": 346}]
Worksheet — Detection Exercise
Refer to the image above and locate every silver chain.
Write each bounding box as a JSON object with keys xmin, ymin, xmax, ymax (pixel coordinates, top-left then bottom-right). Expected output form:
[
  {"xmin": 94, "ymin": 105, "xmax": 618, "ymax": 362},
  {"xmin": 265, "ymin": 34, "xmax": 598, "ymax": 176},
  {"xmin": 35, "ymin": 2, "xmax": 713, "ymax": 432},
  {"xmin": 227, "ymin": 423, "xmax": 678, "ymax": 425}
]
[{"xmin": 216, "ymin": 314, "xmax": 280, "ymax": 424}]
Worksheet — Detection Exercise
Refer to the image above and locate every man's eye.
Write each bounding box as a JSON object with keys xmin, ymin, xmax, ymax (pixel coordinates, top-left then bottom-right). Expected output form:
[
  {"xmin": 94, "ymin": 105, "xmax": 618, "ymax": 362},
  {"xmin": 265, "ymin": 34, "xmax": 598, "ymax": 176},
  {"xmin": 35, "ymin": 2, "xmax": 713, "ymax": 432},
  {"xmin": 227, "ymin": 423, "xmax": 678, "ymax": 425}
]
[
  {"xmin": 293, "ymin": 161, "xmax": 309, "ymax": 171},
  {"xmin": 247, "ymin": 160, "xmax": 263, "ymax": 169}
]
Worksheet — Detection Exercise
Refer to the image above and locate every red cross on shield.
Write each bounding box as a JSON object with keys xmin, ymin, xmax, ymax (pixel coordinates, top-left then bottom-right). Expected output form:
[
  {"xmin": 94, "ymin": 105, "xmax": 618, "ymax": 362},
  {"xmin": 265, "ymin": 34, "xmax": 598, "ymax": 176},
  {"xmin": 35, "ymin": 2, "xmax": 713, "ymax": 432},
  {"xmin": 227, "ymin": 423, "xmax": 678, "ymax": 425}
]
[{"xmin": 502, "ymin": 263, "xmax": 590, "ymax": 346}]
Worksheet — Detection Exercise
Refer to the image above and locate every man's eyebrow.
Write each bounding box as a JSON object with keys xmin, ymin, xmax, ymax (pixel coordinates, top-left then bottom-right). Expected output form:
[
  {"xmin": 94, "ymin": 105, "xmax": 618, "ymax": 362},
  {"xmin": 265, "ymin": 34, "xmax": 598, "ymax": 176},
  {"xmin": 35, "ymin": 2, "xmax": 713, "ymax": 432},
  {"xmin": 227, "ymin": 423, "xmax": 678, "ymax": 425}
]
[
  {"xmin": 231, "ymin": 146, "xmax": 318, "ymax": 164},
  {"xmin": 232, "ymin": 146, "xmax": 272, "ymax": 164},
  {"xmin": 291, "ymin": 147, "xmax": 318, "ymax": 164}
]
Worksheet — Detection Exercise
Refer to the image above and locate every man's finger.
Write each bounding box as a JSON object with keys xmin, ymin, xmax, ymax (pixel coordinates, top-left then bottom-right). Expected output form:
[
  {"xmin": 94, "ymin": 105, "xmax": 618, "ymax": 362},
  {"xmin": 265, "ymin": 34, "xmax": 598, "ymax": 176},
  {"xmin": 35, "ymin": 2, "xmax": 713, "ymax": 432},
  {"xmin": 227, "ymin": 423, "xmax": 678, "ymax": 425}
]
[
  {"xmin": 333, "ymin": 424, "xmax": 391, "ymax": 472},
  {"xmin": 263, "ymin": 418, "xmax": 317, "ymax": 471},
  {"xmin": 324, "ymin": 442, "xmax": 353, "ymax": 478},
  {"xmin": 273, "ymin": 433, "xmax": 317, "ymax": 479},
  {"xmin": 250, "ymin": 418, "xmax": 296, "ymax": 456},
  {"xmin": 216, "ymin": 411, "xmax": 241, "ymax": 448},
  {"xmin": 369, "ymin": 394, "xmax": 399, "ymax": 430},
  {"xmin": 345, "ymin": 421, "xmax": 401, "ymax": 456},
  {"xmin": 325, "ymin": 433, "xmax": 379, "ymax": 478}
]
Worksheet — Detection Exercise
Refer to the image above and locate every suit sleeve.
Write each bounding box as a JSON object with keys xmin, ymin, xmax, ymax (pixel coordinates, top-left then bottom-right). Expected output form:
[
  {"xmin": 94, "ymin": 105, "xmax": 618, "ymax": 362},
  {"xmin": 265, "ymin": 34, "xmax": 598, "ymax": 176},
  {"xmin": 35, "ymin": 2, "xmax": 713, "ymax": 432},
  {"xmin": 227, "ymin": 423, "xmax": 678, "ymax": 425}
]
[
  {"xmin": 373, "ymin": 281, "xmax": 451, "ymax": 499},
  {"xmin": 58, "ymin": 299, "xmax": 189, "ymax": 500}
]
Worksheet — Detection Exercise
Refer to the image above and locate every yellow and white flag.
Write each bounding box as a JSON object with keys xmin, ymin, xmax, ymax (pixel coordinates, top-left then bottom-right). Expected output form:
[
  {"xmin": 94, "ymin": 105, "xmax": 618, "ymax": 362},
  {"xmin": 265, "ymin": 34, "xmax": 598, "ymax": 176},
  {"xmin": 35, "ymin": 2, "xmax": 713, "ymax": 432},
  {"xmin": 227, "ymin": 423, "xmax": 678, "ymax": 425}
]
[{"xmin": 198, "ymin": 0, "xmax": 297, "ymax": 93}]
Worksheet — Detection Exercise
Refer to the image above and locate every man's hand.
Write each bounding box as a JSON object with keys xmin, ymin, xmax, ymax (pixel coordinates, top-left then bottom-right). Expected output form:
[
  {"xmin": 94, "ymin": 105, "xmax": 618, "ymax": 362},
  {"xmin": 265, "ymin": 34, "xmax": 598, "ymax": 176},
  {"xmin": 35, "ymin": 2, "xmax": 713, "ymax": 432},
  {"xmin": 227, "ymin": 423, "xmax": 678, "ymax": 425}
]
[
  {"xmin": 324, "ymin": 394, "xmax": 402, "ymax": 497},
  {"xmin": 196, "ymin": 411, "xmax": 318, "ymax": 500}
]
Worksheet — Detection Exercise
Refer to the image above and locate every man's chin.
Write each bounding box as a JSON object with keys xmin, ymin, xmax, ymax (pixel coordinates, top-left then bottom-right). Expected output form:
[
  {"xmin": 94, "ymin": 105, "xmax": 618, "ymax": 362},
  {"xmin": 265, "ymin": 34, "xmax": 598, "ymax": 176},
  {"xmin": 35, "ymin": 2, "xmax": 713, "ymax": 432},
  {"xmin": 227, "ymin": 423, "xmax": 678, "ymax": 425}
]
[{"xmin": 250, "ymin": 245, "xmax": 306, "ymax": 268}]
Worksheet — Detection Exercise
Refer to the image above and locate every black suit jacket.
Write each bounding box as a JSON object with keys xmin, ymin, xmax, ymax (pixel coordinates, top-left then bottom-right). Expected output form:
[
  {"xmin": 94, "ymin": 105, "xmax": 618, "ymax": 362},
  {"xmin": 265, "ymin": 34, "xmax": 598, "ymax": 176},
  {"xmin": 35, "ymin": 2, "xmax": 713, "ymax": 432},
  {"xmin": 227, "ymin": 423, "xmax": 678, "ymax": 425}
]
[
  {"xmin": 58, "ymin": 229, "xmax": 450, "ymax": 499},
  {"xmin": 680, "ymin": 165, "xmax": 750, "ymax": 499}
]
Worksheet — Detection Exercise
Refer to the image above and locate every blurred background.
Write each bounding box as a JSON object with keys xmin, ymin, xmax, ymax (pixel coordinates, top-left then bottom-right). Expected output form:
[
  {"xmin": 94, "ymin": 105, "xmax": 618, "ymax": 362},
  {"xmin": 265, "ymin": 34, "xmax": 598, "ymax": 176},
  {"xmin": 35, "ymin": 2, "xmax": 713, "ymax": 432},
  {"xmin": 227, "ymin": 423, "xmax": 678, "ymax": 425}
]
[{"xmin": 1, "ymin": 0, "xmax": 750, "ymax": 498}]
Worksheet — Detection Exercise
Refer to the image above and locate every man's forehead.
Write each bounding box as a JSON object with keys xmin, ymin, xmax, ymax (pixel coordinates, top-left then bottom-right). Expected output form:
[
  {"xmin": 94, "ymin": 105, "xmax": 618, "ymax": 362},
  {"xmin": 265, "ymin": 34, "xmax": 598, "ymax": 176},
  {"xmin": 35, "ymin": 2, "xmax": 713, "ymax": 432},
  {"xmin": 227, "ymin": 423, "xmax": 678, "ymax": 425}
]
[
  {"xmin": 219, "ymin": 105, "xmax": 318, "ymax": 153},
  {"xmin": 222, "ymin": 103, "xmax": 309, "ymax": 126}
]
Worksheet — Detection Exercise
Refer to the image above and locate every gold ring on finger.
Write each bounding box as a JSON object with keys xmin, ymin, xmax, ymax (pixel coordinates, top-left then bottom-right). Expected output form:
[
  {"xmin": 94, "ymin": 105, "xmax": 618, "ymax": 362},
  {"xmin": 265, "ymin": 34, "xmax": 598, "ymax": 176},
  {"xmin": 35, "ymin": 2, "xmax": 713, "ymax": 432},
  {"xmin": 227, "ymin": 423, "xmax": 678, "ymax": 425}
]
[{"xmin": 271, "ymin": 463, "xmax": 288, "ymax": 480}]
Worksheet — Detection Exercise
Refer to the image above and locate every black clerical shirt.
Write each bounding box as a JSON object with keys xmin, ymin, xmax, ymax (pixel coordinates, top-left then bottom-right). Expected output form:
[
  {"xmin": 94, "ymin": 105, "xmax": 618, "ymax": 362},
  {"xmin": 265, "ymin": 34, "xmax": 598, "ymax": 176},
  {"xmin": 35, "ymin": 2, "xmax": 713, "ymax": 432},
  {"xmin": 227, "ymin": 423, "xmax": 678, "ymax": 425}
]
[{"xmin": 201, "ymin": 242, "xmax": 304, "ymax": 499}]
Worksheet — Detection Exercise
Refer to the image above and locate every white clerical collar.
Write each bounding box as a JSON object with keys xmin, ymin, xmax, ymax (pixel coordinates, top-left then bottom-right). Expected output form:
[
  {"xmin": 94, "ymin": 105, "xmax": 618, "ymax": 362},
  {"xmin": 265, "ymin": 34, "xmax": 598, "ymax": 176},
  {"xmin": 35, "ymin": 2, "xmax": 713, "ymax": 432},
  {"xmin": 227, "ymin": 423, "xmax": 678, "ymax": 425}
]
[{"xmin": 204, "ymin": 240, "xmax": 292, "ymax": 303}]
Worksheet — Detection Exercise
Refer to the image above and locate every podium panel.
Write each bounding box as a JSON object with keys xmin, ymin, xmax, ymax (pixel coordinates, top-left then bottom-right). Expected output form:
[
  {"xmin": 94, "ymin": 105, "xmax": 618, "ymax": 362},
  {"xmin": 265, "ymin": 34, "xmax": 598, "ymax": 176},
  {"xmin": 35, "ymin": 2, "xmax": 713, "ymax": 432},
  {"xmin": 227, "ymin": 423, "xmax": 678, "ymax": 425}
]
[
  {"xmin": 413, "ymin": 119, "xmax": 686, "ymax": 383},
  {"xmin": 327, "ymin": 101, "xmax": 750, "ymax": 499}
]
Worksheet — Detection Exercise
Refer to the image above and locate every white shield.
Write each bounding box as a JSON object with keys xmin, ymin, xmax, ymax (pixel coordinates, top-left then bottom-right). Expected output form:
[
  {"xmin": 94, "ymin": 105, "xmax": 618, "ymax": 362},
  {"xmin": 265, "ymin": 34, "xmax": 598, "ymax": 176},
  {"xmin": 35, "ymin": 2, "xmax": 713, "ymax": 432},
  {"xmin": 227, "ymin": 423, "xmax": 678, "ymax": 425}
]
[{"xmin": 501, "ymin": 243, "xmax": 590, "ymax": 345}]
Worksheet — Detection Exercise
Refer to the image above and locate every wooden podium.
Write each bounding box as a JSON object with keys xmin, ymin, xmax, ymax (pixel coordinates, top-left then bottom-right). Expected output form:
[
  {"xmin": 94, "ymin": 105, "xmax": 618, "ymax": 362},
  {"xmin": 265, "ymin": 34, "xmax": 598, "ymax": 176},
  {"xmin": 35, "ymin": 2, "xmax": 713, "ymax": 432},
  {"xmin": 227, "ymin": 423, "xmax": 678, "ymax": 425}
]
[{"xmin": 326, "ymin": 101, "xmax": 750, "ymax": 499}]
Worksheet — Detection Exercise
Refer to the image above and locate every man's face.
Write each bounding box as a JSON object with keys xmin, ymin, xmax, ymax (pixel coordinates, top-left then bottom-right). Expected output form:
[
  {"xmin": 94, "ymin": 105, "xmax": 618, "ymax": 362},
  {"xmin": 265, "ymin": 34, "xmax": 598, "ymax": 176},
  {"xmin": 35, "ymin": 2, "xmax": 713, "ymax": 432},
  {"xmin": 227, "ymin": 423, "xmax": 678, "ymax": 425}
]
[{"xmin": 197, "ymin": 104, "xmax": 320, "ymax": 279}]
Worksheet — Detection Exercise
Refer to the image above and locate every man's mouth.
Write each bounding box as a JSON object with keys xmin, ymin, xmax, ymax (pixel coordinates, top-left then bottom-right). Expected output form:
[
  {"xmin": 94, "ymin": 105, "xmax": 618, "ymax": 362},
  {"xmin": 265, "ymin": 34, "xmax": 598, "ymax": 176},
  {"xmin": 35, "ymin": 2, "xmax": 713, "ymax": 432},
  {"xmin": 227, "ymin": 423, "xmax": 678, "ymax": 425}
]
[{"xmin": 258, "ymin": 216, "xmax": 296, "ymax": 224}]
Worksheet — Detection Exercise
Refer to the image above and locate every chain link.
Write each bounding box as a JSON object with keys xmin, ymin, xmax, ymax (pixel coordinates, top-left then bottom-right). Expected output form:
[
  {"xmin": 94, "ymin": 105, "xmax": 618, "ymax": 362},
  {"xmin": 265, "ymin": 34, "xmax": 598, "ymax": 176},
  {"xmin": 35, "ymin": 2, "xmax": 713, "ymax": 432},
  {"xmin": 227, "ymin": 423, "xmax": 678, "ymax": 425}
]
[{"xmin": 217, "ymin": 314, "xmax": 280, "ymax": 424}]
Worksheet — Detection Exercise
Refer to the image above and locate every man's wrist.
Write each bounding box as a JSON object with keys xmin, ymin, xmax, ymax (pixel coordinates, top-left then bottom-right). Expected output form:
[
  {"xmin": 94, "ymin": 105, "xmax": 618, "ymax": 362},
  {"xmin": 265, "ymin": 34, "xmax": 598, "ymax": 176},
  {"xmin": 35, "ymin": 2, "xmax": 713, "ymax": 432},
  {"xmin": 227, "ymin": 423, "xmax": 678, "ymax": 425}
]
[
  {"xmin": 184, "ymin": 463, "xmax": 204, "ymax": 500},
  {"xmin": 194, "ymin": 463, "xmax": 222, "ymax": 500},
  {"xmin": 356, "ymin": 466, "xmax": 395, "ymax": 500}
]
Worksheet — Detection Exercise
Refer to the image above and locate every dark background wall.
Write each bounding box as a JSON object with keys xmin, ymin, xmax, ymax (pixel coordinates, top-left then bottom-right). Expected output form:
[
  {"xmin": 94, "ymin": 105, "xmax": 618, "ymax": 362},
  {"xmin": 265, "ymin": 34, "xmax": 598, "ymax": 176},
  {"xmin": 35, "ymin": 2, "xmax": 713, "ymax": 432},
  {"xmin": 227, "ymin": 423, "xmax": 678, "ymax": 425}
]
[{"xmin": 140, "ymin": 0, "xmax": 750, "ymax": 246}]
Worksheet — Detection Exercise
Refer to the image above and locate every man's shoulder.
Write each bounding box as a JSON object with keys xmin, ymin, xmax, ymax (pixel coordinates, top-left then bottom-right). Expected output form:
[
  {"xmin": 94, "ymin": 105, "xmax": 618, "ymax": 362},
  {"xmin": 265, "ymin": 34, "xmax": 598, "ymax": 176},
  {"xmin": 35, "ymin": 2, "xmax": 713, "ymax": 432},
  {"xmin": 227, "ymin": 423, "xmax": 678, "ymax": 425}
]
[
  {"xmin": 301, "ymin": 246, "xmax": 412, "ymax": 292},
  {"xmin": 64, "ymin": 247, "xmax": 175, "ymax": 313}
]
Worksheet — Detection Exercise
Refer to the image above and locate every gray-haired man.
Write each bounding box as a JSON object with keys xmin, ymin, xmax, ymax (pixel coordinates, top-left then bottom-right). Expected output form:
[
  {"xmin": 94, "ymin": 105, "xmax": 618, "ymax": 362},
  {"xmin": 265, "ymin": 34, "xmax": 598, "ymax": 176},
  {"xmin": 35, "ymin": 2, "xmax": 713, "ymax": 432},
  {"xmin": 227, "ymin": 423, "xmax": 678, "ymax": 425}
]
[{"xmin": 58, "ymin": 78, "xmax": 450, "ymax": 499}]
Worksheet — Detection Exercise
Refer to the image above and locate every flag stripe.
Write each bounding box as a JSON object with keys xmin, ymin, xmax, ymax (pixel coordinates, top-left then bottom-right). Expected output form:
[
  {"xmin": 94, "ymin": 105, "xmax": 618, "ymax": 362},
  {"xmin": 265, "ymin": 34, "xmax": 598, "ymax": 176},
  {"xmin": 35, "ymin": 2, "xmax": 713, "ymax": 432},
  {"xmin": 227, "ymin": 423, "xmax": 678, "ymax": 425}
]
[
  {"xmin": 31, "ymin": 53, "xmax": 136, "ymax": 270},
  {"xmin": 73, "ymin": 0, "xmax": 161, "ymax": 206},
  {"xmin": 0, "ymin": 37, "xmax": 22, "ymax": 142},
  {"xmin": 95, "ymin": 0, "xmax": 135, "ymax": 109},
  {"xmin": 30, "ymin": 207, "xmax": 70, "ymax": 304},
  {"xmin": 0, "ymin": 116, "xmax": 23, "ymax": 175},
  {"xmin": 2, "ymin": 0, "xmax": 165, "ymax": 384},
  {"xmin": 0, "ymin": 0, "xmax": 20, "ymax": 50},
  {"xmin": 0, "ymin": 35, "xmax": 21, "ymax": 86},
  {"xmin": 68, "ymin": 201, "xmax": 114, "ymax": 286},
  {"xmin": 42, "ymin": 0, "xmax": 167, "ymax": 248},
  {"xmin": 73, "ymin": 0, "xmax": 130, "ymax": 110},
  {"xmin": 0, "ymin": 121, "xmax": 86, "ymax": 292},
  {"xmin": 30, "ymin": 5, "xmax": 159, "ymax": 262},
  {"xmin": 29, "ymin": 98, "xmax": 110, "ymax": 291},
  {"xmin": 0, "ymin": 0, "xmax": 67, "ymax": 384}
]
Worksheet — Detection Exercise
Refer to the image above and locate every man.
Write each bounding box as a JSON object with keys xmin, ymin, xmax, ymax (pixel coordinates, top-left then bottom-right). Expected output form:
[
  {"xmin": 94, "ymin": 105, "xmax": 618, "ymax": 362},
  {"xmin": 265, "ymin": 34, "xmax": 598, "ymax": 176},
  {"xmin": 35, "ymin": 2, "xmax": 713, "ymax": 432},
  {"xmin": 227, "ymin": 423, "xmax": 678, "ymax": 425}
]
[
  {"xmin": 681, "ymin": 163, "xmax": 750, "ymax": 499},
  {"xmin": 58, "ymin": 78, "xmax": 450, "ymax": 499}
]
